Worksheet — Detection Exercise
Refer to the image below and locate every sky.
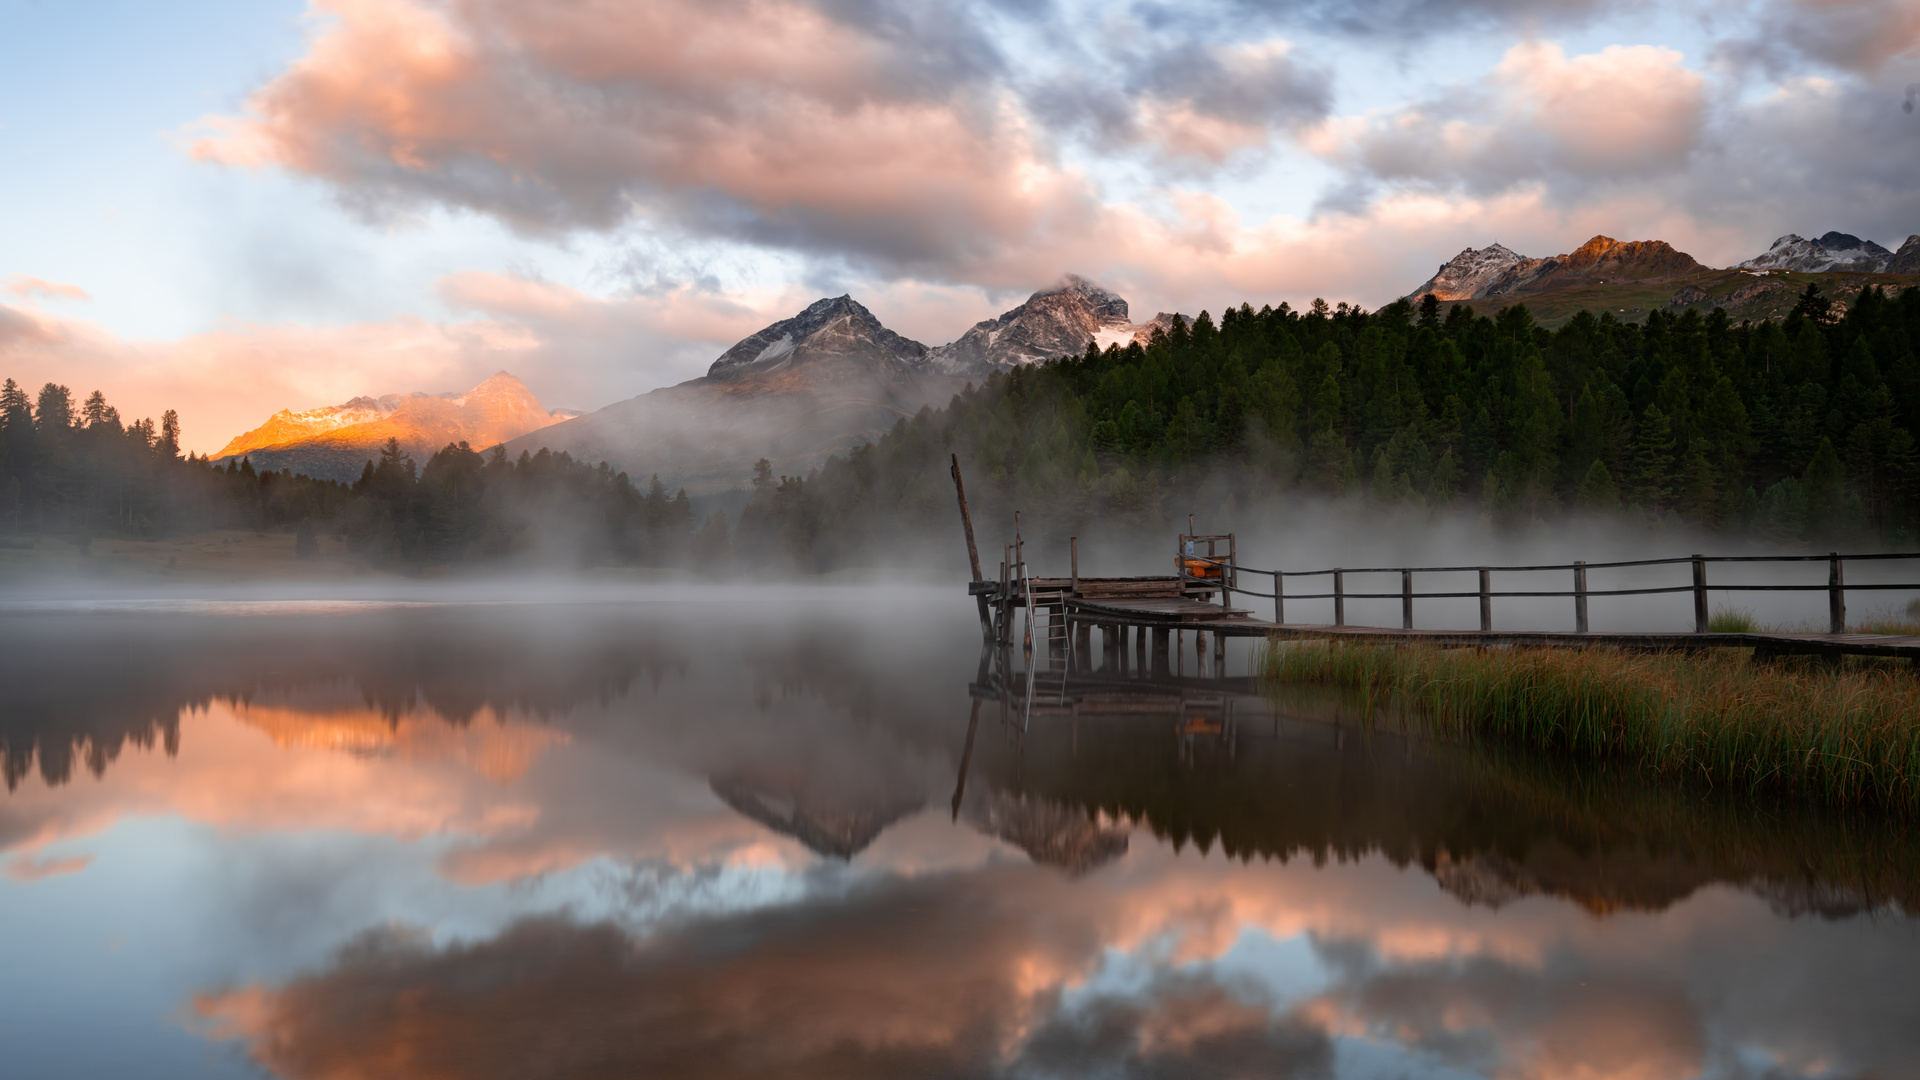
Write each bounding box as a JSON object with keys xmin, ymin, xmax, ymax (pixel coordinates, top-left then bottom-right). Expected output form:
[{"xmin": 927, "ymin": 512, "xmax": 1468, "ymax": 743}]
[{"xmin": 1, "ymin": 0, "xmax": 1918, "ymax": 454}]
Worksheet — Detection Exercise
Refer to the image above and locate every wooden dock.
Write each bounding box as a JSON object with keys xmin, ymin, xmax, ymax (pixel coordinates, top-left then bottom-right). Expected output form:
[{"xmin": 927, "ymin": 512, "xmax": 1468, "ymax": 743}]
[{"xmin": 949, "ymin": 455, "xmax": 1920, "ymax": 672}]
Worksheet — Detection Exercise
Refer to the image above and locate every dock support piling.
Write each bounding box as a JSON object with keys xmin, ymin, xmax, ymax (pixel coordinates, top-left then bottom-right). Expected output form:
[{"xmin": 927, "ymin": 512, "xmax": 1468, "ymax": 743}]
[
  {"xmin": 1334, "ymin": 569, "xmax": 1345, "ymax": 627},
  {"xmin": 1152, "ymin": 628, "xmax": 1170, "ymax": 675},
  {"xmin": 1401, "ymin": 569, "xmax": 1413, "ymax": 630},
  {"xmin": 1274, "ymin": 571, "xmax": 1284, "ymax": 625},
  {"xmin": 1829, "ymin": 553, "xmax": 1846, "ymax": 634},
  {"xmin": 1195, "ymin": 630, "xmax": 1208, "ymax": 678},
  {"xmin": 1575, "ymin": 561, "xmax": 1589, "ymax": 633},
  {"xmin": 1692, "ymin": 554, "xmax": 1708, "ymax": 634},
  {"xmin": 1478, "ymin": 569, "xmax": 1492, "ymax": 632},
  {"xmin": 1213, "ymin": 633, "xmax": 1226, "ymax": 678},
  {"xmin": 1136, "ymin": 625, "xmax": 1147, "ymax": 671}
]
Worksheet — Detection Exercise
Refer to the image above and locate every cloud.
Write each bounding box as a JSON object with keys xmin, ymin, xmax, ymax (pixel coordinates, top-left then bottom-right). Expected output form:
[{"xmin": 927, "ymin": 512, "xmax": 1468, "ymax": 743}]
[
  {"xmin": 1308, "ymin": 42, "xmax": 1707, "ymax": 197},
  {"xmin": 1740, "ymin": 0, "xmax": 1920, "ymax": 75},
  {"xmin": 0, "ymin": 272, "xmax": 793, "ymax": 453},
  {"xmin": 1030, "ymin": 36, "xmax": 1333, "ymax": 165},
  {"xmin": 2, "ymin": 276, "xmax": 90, "ymax": 302},
  {"xmin": 185, "ymin": 0, "xmax": 1116, "ymax": 279}
]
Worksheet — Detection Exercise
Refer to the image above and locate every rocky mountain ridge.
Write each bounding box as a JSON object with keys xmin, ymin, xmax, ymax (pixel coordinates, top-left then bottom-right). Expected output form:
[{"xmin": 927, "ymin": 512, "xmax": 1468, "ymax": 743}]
[
  {"xmin": 1409, "ymin": 236, "xmax": 1707, "ymax": 302},
  {"xmin": 1740, "ymin": 231, "xmax": 1920, "ymax": 274},
  {"xmin": 494, "ymin": 275, "xmax": 1184, "ymax": 492},
  {"xmin": 928, "ymin": 274, "xmax": 1167, "ymax": 375}
]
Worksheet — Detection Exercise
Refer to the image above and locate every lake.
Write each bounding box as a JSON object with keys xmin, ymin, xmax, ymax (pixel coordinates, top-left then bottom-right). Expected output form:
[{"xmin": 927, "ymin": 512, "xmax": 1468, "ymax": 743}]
[{"xmin": 2, "ymin": 585, "xmax": 1917, "ymax": 1079}]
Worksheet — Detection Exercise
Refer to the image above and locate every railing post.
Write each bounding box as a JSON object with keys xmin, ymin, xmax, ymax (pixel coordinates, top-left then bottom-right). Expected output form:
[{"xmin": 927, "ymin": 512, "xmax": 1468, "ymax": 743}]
[
  {"xmin": 1274, "ymin": 571, "xmax": 1284, "ymax": 625},
  {"xmin": 1574, "ymin": 560, "xmax": 1589, "ymax": 633},
  {"xmin": 1401, "ymin": 569, "xmax": 1413, "ymax": 630},
  {"xmin": 1478, "ymin": 568, "xmax": 1491, "ymax": 632},
  {"xmin": 1333, "ymin": 569, "xmax": 1345, "ymax": 627},
  {"xmin": 1829, "ymin": 552, "xmax": 1846, "ymax": 634},
  {"xmin": 1691, "ymin": 554, "xmax": 1708, "ymax": 633}
]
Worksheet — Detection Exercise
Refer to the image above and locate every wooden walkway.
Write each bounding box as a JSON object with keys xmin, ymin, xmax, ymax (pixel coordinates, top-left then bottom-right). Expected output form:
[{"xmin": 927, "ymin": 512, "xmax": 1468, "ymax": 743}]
[
  {"xmin": 945, "ymin": 456, "xmax": 1920, "ymax": 668},
  {"xmin": 975, "ymin": 577, "xmax": 1920, "ymax": 662}
]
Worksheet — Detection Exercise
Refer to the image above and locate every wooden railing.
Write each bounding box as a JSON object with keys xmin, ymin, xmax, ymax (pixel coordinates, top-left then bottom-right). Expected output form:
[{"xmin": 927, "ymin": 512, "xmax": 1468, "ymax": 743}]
[{"xmin": 1183, "ymin": 551, "xmax": 1920, "ymax": 634}]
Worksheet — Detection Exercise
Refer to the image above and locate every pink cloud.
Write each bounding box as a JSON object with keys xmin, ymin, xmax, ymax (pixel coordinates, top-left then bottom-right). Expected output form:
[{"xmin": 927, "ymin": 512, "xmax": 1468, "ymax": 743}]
[{"xmin": 3, "ymin": 275, "xmax": 91, "ymax": 302}]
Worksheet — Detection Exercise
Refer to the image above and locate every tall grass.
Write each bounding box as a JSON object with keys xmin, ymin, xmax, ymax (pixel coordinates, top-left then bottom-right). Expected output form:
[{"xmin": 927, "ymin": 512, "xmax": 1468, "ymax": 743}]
[
  {"xmin": 1259, "ymin": 641, "xmax": 1920, "ymax": 811},
  {"xmin": 1708, "ymin": 606, "xmax": 1758, "ymax": 633}
]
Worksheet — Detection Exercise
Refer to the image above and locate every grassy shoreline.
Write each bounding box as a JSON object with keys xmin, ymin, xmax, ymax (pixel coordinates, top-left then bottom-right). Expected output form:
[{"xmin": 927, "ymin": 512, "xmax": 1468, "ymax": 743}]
[{"xmin": 1258, "ymin": 640, "xmax": 1920, "ymax": 811}]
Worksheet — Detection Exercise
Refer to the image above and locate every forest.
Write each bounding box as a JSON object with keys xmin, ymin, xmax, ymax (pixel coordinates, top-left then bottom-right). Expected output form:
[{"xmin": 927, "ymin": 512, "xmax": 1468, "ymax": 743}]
[
  {"xmin": 0, "ymin": 379, "xmax": 692, "ymax": 566},
  {"xmin": 3, "ymin": 280, "xmax": 1916, "ymax": 573},
  {"xmin": 738, "ymin": 282, "xmax": 1920, "ymax": 571}
]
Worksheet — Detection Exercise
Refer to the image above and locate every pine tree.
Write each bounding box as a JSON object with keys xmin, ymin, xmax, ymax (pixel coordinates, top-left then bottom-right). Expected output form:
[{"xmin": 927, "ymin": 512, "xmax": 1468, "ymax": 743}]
[
  {"xmin": 1802, "ymin": 436, "xmax": 1845, "ymax": 524},
  {"xmin": 1629, "ymin": 405, "xmax": 1675, "ymax": 512},
  {"xmin": 1576, "ymin": 460, "xmax": 1620, "ymax": 512}
]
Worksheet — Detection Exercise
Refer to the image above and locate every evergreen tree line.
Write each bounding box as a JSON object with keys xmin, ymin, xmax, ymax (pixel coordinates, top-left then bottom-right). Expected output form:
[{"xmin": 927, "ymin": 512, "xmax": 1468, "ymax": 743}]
[
  {"xmin": 0, "ymin": 379, "xmax": 693, "ymax": 567},
  {"xmin": 714, "ymin": 282, "xmax": 1920, "ymax": 573}
]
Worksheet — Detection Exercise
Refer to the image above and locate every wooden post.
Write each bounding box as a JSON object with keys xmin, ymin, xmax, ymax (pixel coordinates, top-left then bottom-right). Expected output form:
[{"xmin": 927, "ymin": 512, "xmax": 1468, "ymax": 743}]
[
  {"xmin": 949, "ymin": 455, "xmax": 982, "ymax": 582},
  {"xmin": 1001, "ymin": 548, "xmax": 1012, "ymax": 645},
  {"xmin": 1013, "ymin": 512, "xmax": 1023, "ymax": 579},
  {"xmin": 1195, "ymin": 630, "xmax": 1208, "ymax": 678},
  {"xmin": 1401, "ymin": 569, "xmax": 1413, "ymax": 630},
  {"xmin": 1333, "ymin": 569, "xmax": 1345, "ymax": 627},
  {"xmin": 1691, "ymin": 554, "xmax": 1710, "ymax": 633},
  {"xmin": 1213, "ymin": 633, "xmax": 1225, "ymax": 678},
  {"xmin": 1152, "ymin": 627, "xmax": 1170, "ymax": 674},
  {"xmin": 1076, "ymin": 622, "xmax": 1092, "ymax": 668},
  {"xmin": 1274, "ymin": 571, "xmax": 1284, "ymax": 625},
  {"xmin": 1070, "ymin": 536, "xmax": 1079, "ymax": 595},
  {"xmin": 1829, "ymin": 553, "xmax": 1846, "ymax": 634},
  {"xmin": 1574, "ymin": 560, "xmax": 1589, "ymax": 633},
  {"xmin": 1478, "ymin": 568, "xmax": 1492, "ymax": 632},
  {"xmin": 1136, "ymin": 624, "xmax": 1147, "ymax": 671}
]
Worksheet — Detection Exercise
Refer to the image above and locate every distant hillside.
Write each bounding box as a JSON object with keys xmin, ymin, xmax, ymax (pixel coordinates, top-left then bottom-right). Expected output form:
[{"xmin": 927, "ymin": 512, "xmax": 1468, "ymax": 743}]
[{"xmin": 215, "ymin": 372, "xmax": 576, "ymax": 481}]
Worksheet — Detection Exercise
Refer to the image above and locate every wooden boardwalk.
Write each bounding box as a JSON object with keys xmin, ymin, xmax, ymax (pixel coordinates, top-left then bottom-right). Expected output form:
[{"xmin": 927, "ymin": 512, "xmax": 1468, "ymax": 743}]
[{"xmin": 947, "ymin": 455, "xmax": 1920, "ymax": 669}]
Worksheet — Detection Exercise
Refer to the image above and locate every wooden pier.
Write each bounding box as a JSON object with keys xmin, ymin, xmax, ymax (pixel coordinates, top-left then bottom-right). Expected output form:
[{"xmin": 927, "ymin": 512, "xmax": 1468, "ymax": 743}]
[{"xmin": 950, "ymin": 457, "xmax": 1920, "ymax": 671}]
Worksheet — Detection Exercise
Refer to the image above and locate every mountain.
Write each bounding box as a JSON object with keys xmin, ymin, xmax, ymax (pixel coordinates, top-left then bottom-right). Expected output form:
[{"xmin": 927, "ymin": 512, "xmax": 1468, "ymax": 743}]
[
  {"xmin": 499, "ymin": 280, "xmax": 1178, "ymax": 493},
  {"xmin": 928, "ymin": 275, "xmax": 1167, "ymax": 376},
  {"xmin": 1891, "ymin": 236, "xmax": 1920, "ymax": 274},
  {"xmin": 1407, "ymin": 237, "xmax": 1705, "ymax": 303},
  {"xmin": 1739, "ymin": 232, "xmax": 1899, "ymax": 273},
  {"xmin": 705, "ymin": 294, "xmax": 929, "ymax": 382},
  {"xmin": 1480, "ymin": 236, "xmax": 1707, "ymax": 295},
  {"xmin": 215, "ymin": 372, "xmax": 576, "ymax": 482},
  {"xmin": 1406, "ymin": 243, "xmax": 1527, "ymax": 302},
  {"xmin": 500, "ymin": 295, "xmax": 961, "ymax": 494}
]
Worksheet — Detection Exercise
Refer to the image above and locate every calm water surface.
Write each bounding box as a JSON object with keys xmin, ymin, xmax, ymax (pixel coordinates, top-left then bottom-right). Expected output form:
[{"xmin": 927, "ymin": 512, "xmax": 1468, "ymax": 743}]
[{"xmin": 2, "ymin": 585, "xmax": 1917, "ymax": 1079}]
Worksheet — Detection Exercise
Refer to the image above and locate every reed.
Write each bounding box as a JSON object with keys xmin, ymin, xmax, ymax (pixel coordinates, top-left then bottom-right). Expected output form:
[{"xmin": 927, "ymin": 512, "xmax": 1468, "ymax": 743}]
[{"xmin": 1259, "ymin": 640, "xmax": 1920, "ymax": 811}]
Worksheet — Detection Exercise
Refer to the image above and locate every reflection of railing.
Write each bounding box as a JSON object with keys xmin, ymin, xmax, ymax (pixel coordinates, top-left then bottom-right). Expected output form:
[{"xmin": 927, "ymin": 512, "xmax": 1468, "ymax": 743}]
[{"xmin": 1181, "ymin": 551, "xmax": 1920, "ymax": 634}]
